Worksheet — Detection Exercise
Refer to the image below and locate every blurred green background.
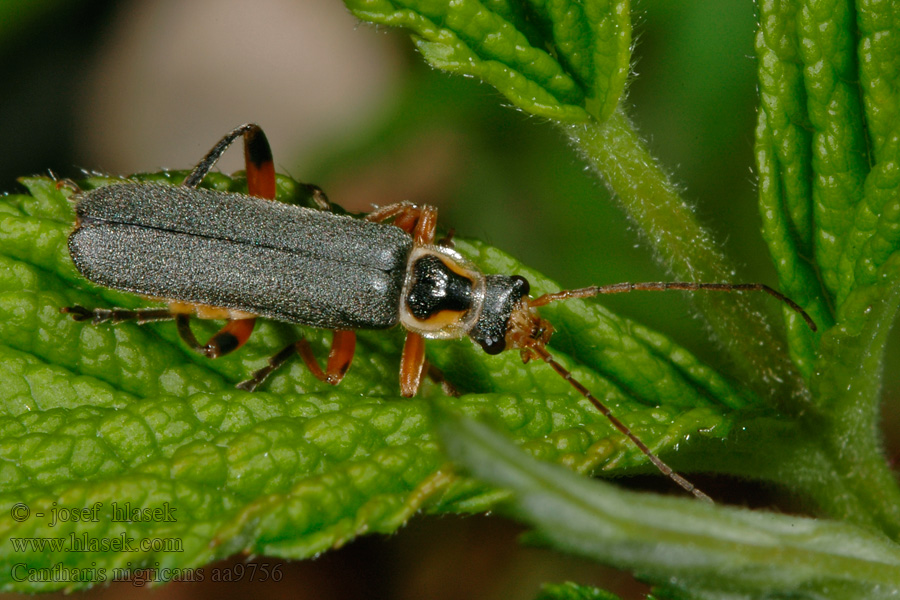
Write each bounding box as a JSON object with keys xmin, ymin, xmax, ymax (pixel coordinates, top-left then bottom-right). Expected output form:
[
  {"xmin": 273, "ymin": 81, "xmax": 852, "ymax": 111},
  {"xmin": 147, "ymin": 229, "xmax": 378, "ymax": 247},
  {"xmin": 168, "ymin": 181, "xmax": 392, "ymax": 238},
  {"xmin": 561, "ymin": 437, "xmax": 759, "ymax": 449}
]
[{"xmin": 0, "ymin": 1, "xmax": 896, "ymax": 599}]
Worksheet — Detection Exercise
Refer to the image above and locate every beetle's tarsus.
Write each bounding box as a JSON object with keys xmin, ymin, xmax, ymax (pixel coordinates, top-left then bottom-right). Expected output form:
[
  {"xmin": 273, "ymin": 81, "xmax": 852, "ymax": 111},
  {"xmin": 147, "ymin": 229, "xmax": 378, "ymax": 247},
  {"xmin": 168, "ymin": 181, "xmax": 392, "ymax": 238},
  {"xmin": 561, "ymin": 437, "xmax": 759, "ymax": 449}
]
[
  {"xmin": 61, "ymin": 305, "xmax": 174, "ymax": 325},
  {"xmin": 60, "ymin": 305, "xmax": 92, "ymax": 322},
  {"xmin": 427, "ymin": 363, "xmax": 460, "ymax": 397},
  {"xmin": 436, "ymin": 228, "xmax": 456, "ymax": 248},
  {"xmin": 235, "ymin": 378, "xmax": 259, "ymax": 392},
  {"xmin": 307, "ymin": 184, "xmax": 332, "ymax": 211},
  {"xmin": 54, "ymin": 177, "xmax": 82, "ymax": 195}
]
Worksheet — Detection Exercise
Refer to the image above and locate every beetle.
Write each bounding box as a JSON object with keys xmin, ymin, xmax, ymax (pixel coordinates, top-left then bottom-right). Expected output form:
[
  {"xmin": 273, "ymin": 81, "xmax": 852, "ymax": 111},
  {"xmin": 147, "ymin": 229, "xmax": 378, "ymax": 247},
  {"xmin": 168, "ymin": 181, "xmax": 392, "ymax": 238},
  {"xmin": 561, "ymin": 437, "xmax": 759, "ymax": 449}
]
[{"xmin": 62, "ymin": 124, "xmax": 816, "ymax": 501}]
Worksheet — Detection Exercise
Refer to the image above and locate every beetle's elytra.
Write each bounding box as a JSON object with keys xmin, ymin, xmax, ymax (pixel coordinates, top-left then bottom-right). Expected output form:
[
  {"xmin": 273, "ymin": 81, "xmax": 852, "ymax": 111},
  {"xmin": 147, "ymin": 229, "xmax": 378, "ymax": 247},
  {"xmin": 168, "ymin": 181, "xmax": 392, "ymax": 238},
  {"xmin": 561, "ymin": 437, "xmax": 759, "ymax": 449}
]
[
  {"xmin": 63, "ymin": 124, "xmax": 816, "ymax": 501},
  {"xmin": 70, "ymin": 183, "xmax": 414, "ymax": 330}
]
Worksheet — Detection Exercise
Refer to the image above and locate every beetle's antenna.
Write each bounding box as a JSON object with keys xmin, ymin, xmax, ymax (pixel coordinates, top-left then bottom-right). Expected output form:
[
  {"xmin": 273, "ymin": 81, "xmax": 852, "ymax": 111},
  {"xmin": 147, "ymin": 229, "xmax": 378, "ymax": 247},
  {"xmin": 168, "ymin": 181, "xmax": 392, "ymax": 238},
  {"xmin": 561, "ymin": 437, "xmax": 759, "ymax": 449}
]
[
  {"xmin": 529, "ymin": 282, "xmax": 817, "ymax": 332},
  {"xmin": 528, "ymin": 344, "xmax": 713, "ymax": 502}
]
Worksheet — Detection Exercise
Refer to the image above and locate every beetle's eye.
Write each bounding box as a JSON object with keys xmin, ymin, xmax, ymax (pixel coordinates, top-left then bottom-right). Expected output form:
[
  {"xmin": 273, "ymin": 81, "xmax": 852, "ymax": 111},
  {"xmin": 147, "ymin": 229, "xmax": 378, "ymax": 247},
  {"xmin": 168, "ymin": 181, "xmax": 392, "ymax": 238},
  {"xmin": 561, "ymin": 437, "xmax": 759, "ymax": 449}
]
[
  {"xmin": 479, "ymin": 335, "xmax": 506, "ymax": 355},
  {"xmin": 511, "ymin": 275, "xmax": 530, "ymax": 296}
]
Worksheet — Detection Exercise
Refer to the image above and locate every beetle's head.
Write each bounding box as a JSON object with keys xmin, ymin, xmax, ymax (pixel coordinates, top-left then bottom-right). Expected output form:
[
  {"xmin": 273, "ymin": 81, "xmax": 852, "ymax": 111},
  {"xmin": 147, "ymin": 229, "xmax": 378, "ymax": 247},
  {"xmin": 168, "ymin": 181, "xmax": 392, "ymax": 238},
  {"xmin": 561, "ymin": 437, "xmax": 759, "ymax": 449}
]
[
  {"xmin": 398, "ymin": 246, "xmax": 551, "ymax": 359},
  {"xmin": 467, "ymin": 274, "xmax": 545, "ymax": 356}
]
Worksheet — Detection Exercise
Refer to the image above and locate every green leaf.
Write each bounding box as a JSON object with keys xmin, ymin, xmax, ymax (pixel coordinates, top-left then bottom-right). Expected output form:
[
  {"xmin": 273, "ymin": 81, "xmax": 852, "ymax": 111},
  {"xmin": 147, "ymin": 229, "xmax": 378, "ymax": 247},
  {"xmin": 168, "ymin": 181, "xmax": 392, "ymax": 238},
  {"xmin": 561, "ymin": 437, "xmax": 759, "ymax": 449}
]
[
  {"xmin": 342, "ymin": 0, "xmax": 631, "ymax": 123},
  {"xmin": 754, "ymin": 0, "xmax": 832, "ymax": 377},
  {"xmin": 756, "ymin": 0, "xmax": 900, "ymax": 329},
  {"xmin": 534, "ymin": 581, "xmax": 623, "ymax": 600},
  {"xmin": 854, "ymin": 1, "xmax": 900, "ymax": 291},
  {"xmin": 438, "ymin": 412, "xmax": 900, "ymax": 597},
  {"xmin": 796, "ymin": 0, "xmax": 869, "ymax": 304},
  {"xmin": 752, "ymin": 0, "xmax": 900, "ymax": 531},
  {"xmin": 0, "ymin": 174, "xmax": 746, "ymax": 591},
  {"xmin": 755, "ymin": 110, "xmax": 831, "ymax": 379}
]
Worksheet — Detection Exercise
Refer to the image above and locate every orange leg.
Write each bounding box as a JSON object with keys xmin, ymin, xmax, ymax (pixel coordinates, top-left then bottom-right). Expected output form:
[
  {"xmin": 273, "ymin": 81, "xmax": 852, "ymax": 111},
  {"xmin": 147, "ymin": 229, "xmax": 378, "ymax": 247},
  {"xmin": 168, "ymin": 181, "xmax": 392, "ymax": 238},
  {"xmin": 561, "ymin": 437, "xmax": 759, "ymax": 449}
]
[
  {"xmin": 62, "ymin": 303, "xmax": 256, "ymax": 360},
  {"xmin": 176, "ymin": 315, "xmax": 256, "ymax": 358},
  {"xmin": 366, "ymin": 203, "xmax": 440, "ymax": 396},
  {"xmin": 237, "ymin": 330, "xmax": 357, "ymax": 391},
  {"xmin": 295, "ymin": 330, "xmax": 357, "ymax": 385},
  {"xmin": 182, "ymin": 123, "xmax": 276, "ymax": 202},
  {"xmin": 61, "ymin": 304, "xmax": 257, "ymax": 359},
  {"xmin": 399, "ymin": 332, "xmax": 427, "ymax": 397},
  {"xmin": 412, "ymin": 207, "xmax": 438, "ymax": 245},
  {"xmin": 365, "ymin": 202, "xmax": 438, "ymax": 245},
  {"xmin": 242, "ymin": 125, "xmax": 276, "ymax": 200}
]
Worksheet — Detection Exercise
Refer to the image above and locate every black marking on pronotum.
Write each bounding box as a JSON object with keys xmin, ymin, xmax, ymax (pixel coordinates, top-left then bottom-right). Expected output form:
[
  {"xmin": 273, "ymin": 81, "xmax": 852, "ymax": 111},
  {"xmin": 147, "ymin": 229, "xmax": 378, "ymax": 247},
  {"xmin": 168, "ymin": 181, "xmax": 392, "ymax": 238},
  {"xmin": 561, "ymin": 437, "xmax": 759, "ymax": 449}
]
[
  {"xmin": 63, "ymin": 123, "xmax": 818, "ymax": 502},
  {"xmin": 406, "ymin": 254, "xmax": 476, "ymax": 321}
]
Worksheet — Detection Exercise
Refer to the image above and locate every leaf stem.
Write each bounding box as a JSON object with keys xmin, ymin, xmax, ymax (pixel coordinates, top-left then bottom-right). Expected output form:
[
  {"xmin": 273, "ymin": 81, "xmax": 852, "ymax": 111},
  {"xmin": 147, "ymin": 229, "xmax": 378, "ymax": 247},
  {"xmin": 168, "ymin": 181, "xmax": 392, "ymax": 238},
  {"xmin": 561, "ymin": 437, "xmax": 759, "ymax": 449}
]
[
  {"xmin": 439, "ymin": 412, "xmax": 900, "ymax": 594},
  {"xmin": 678, "ymin": 411, "xmax": 900, "ymax": 540},
  {"xmin": 561, "ymin": 109, "xmax": 810, "ymax": 413}
]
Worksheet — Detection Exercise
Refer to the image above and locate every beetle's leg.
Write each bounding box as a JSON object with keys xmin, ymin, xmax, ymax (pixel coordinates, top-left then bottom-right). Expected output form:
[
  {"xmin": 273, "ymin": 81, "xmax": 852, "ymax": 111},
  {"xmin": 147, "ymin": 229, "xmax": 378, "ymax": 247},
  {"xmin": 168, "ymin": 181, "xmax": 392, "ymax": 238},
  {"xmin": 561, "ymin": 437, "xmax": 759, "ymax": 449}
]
[
  {"xmin": 182, "ymin": 124, "xmax": 275, "ymax": 198},
  {"xmin": 436, "ymin": 228, "xmax": 456, "ymax": 248},
  {"xmin": 364, "ymin": 202, "xmax": 413, "ymax": 225},
  {"xmin": 239, "ymin": 328, "xmax": 441, "ymax": 397},
  {"xmin": 306, "ymin": 184, "xmax": 333, "ymax": 211},
  {"xmin": 61, "ymin": 305, "xmax": 175, "ymax": 325},
  {"xmin": 236, "ymin": 344, "xmax": 295, "ymax": 391},
  {"xmin": 366, "ymin": 203, "xmax": 438, "ymax": 245},
  {"xmin": 399, "ymin": 332, "xmax": 427, "ymax": 397},
  {"xmin": 367, "ymin": 203, "xmax": 438, "ymax": 395},
  {"xmin": 242, "ymin": 126, "xmax": 276, "ymax": 200},
  {"xmin": 426, "ymin": 363, "xmax": 460, "ymax": 397},
  {"xmin": 183, "ymin": 123, "xmax": 333, "ymax": 213},
  {"xmin": 296, "ymin": 330, "xmax": 357, "ymax": 384},
  {"xmin": 236, "ymin": 330, "xmax": 357, "ymax": 391},
  {"xmin": 175, "ymin": 314, "xmax": 256, "ymax": 359},
  {"xmin": 54, "ymin": 178, "xmax": 82, "ymax": 195},
  {"xmin": 412, "ymin": 206, "xmax": 438, "ymax": 245}
]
